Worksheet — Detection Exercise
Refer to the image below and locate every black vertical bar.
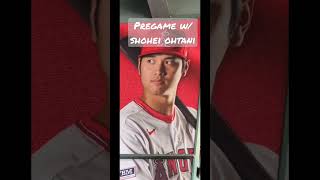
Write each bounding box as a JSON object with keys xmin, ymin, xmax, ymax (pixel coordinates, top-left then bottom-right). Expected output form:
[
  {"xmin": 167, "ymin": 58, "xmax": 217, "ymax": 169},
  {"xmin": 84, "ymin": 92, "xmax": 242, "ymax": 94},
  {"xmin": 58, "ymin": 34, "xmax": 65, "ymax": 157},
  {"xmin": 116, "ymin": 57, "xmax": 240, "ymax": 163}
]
[
  {"xmin": 110, "ymin": 0, "xmax": 120, "ymax": 179},
  {"xmin": 200, "ymin": 0, "xmax": 211, "ymax": 179}
]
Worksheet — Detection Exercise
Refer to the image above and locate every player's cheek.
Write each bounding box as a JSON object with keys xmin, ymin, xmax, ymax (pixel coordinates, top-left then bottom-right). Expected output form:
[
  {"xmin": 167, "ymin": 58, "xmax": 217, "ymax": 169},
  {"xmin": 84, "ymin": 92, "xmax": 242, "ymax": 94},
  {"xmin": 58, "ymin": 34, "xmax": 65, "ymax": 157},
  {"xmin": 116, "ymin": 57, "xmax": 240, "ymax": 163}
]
[
  {"xmin": 141, "ymin": 77, "xmax": 150, "ymax": 90},
  {"xmin": 140, "ymin": 66, "xmax": 149, "ymax": 77},
  {"xmin": 166, "ymin": 65, "xmax": 177, "ymax": 74},
  {"xmin": 144, "ymin": 69, "xmax": 153, "ymax": 80},
  {"xmin": 174, "ymin": 70, "xmax": 183, "ymax": 83},
  {"xmin": 170, "ymin": 66, "xmax": 181, "ymax": 77},
  {"xmin": 142, "ymin": 73, "xmax": 151, "ymax": 85}
]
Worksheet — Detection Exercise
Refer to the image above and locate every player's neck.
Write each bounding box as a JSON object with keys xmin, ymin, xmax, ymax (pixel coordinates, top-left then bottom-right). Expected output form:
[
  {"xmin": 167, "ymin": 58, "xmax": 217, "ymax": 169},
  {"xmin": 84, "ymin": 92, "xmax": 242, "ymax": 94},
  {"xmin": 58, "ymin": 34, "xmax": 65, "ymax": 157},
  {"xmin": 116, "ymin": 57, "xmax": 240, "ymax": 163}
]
[{"xmin": 141, "ymin": 94, "xmax": 175, "ymax": 116}]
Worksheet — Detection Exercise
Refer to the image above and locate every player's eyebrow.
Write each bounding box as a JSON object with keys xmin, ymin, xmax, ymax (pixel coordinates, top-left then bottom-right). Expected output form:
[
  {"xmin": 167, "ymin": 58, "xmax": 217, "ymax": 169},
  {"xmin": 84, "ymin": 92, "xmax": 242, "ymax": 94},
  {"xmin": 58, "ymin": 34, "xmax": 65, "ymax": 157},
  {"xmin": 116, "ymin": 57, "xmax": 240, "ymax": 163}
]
[
  {"xmin": 142, "ymin": 55, "xmax": 157, "ymax": 58},
  {"xmin": 143, "ymin": 55, "xmax": 176, "ymax": 60},
  {"xmin": 163, "ymin": 56, "xmax": 176, "ymax": 60}
]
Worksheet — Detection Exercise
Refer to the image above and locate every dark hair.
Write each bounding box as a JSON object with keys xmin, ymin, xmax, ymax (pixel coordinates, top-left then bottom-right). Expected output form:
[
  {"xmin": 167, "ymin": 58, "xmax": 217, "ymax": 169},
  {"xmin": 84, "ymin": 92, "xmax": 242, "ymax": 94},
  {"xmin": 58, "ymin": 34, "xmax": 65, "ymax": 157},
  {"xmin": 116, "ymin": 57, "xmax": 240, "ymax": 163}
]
[{"xmin": 229, "ymin": 0, "xmax": 241, "ymax": 38}]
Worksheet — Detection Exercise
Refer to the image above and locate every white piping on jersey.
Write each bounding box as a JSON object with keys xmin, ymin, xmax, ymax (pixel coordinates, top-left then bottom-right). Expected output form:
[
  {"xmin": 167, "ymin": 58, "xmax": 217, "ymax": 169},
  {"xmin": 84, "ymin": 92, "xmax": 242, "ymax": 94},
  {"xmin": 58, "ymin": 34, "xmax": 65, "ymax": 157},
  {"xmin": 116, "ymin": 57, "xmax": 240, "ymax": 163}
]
[{"xmin": 78, "ymin": 120, "xmax": 109, "ymax": 148}]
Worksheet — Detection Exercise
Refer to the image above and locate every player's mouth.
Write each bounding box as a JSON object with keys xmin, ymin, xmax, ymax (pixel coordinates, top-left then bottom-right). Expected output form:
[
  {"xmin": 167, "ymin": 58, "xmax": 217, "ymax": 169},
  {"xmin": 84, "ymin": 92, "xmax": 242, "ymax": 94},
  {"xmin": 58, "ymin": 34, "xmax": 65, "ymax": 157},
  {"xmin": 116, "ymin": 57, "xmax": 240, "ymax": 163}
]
[{"xmin": 151, "ymin": 79, "xmax": 165, "ymax": 85}]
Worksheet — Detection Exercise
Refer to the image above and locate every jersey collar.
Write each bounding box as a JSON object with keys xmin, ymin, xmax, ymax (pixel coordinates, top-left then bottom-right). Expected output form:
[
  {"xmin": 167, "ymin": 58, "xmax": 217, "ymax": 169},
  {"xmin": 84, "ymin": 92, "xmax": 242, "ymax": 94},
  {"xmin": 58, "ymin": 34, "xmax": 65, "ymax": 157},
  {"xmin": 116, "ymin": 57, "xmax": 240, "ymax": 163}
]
[{"xmin": 134, "ymin": 98, "xmax": 176, "ymax": 123}]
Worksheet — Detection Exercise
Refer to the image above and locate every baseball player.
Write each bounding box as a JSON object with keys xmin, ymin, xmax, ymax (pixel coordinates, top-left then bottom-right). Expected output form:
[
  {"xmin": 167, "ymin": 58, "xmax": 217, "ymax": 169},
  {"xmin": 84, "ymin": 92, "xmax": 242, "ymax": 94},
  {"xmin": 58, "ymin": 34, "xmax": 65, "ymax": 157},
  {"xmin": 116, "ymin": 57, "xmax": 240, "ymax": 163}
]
[
  {"xmin": 119, "ymin": 45, "xmax": 198, "ymax": 180},
  {"xmin": 32, "ymin": 0, "xmax": 111, "ymax": 179},
  {"xmin": 210, "ymin": 0, "xmax": 280, "ymax": 179}
]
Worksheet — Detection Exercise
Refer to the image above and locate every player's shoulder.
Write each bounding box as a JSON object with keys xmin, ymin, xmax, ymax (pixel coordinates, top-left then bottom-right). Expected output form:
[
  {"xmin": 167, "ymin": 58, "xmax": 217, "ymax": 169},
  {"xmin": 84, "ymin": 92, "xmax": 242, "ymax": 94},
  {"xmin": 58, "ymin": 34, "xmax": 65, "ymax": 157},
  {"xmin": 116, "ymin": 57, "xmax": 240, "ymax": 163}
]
[
  {"xmin": 245, "ymin": 142, "xmax": 279, "ymax": 180},
  {"xmin": 186, "ymin": 106, "xmax": 198, "ymax": 118},
  {"xmin": 120, "ymin": 101, "xmax": 144, "ymax": 128},
  {"xmin": 120, "ymin": 101, "xmax": 141, "ymax": 117},
  {"xmin": 210, "ymin": 141, "xmax": 279, "ymax": 180},
  {"xmin": 52, "ymin": 151, "xmax": 110, "ymax": 180},
  {"xmin": 33, "ymin": 124, "xmax": 104, "ymax": 154},
  {"xmin": 32, "ymin": 124, "xmax": 104, "ymax": 180}
]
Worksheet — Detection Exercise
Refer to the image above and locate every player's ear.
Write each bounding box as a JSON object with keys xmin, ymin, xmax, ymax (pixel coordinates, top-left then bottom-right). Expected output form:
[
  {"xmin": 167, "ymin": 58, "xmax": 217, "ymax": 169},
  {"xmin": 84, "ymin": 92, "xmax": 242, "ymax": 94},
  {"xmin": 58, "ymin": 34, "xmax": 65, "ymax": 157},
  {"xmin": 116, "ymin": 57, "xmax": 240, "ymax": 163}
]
[
  {"xmin": 138, "ymin": 58, "xmax": 142, "ymax": 75},
  {"xmin": 182, "ymin": 59, "xmax": 190, "ymax": 77},
  {"xmin": 90, "ymin": 0, "xmax": 98, "ymax": 43},
  {"xmin": 230, "ymin": 0, "xmax": 255, "ymax": 47}
]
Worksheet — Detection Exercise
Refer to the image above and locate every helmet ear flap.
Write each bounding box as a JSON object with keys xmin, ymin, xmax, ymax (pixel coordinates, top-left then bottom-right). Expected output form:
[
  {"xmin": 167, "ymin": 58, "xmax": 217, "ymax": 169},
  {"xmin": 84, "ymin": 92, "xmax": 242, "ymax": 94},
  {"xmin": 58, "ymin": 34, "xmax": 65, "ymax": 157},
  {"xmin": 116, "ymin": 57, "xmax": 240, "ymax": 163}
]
[
  {"xmin": 89, "ymin": 0, "xmax": 98, "ymax": 43},
  {"xmin": 182, "ymin": 59, "xmax": 190, "ymax": 77},
  {"xmin": 138, "ymin": 57, "xmax": 142, "ymax": 75},
  {"xmin": 229, "ymin": 0, "xmax": 255, "ymax": 47}
]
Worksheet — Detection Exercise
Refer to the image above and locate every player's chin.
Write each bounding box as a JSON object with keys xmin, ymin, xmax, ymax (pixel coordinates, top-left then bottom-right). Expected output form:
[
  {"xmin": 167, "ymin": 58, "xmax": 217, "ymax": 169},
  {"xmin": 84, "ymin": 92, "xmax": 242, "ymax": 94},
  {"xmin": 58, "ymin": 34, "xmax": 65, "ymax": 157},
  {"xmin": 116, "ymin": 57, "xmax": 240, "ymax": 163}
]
[{"xmin": 149, "ymin": 87, "xmax": 168, "ymax": 96}]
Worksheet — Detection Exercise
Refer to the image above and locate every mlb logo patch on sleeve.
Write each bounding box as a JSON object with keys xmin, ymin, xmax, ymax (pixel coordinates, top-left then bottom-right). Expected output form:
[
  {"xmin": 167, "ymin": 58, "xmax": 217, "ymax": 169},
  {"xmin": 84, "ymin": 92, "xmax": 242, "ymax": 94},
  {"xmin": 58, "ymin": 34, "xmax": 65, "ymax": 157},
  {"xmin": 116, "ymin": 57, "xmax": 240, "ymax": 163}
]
[{"xmin": 120, "ymin": 167, "xmax": 136, "ymax": 179}]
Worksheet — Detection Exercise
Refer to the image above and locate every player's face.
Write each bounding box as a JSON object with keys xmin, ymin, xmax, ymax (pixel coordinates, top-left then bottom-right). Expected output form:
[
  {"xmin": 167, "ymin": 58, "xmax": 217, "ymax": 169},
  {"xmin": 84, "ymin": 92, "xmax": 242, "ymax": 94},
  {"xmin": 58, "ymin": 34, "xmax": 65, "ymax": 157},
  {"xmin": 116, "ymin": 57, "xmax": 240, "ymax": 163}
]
[
  {"xmin": 210, "ymin": 0, "xmax": 254, "ymax": 96},
  {"xmin": 139, "ymin": 54, "xmax": 186, "ymax": 96},
  {"xmin": 89, "ymin": 0, "xmax": 110, "ymax": 127},
  {"xmin": 92, "ymin": 0, "xmax": 110, "ymax": 77},
  {"xmin": 210, "ymin": 0, "xmax": 233, "ymax": 91}
]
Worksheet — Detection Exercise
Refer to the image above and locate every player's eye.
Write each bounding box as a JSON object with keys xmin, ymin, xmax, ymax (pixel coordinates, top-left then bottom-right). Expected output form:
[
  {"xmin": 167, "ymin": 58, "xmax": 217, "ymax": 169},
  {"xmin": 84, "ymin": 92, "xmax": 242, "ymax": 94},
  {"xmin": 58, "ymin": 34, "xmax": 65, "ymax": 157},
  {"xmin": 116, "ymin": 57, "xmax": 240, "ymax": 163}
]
[
  {"xmin": 146, "ymin": 59, "xmax": 155, "ymax": 64},
  {"xmin": 166, "ymin": 58, "xmax": 179, "ymax": 65},
  {"xmin": 165, "ymin": 59, "xmax": 173, "ymax": 65},
  {"xmin": 165, "ymin": 58, "xmax": 180, "ymax": 66}
]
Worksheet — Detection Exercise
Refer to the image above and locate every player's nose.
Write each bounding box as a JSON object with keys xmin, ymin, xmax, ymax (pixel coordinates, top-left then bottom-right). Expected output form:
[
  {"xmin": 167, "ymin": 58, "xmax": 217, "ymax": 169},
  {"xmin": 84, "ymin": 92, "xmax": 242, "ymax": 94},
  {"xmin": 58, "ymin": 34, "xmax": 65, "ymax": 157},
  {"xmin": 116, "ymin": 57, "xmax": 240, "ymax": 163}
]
[{"xmin": 154, "ymin": 61, "xmax": 166, "ymax": 76}]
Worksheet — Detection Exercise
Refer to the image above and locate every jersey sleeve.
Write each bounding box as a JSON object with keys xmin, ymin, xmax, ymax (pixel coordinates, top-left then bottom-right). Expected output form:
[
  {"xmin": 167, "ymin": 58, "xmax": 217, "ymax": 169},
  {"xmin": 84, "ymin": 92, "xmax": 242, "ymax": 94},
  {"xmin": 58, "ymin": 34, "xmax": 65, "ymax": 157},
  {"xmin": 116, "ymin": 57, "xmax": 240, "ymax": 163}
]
[
  {"xmin": 120, "ymin": 117, "xmax": 153, "ymax": 180},
  {"xmin": 32, "ymin": 125, "xmax": 104, "ymax": 180},
  {"xmin": 210, "ymin": 140, "xmax": 279, "ymax": 180},
  {"xmin": 187, "ymin": 107, "xmax": 198, "ymax": 119},
  {"xmin": 246, "ymin": 143, "xmax": 279, "ymax": 180}
]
